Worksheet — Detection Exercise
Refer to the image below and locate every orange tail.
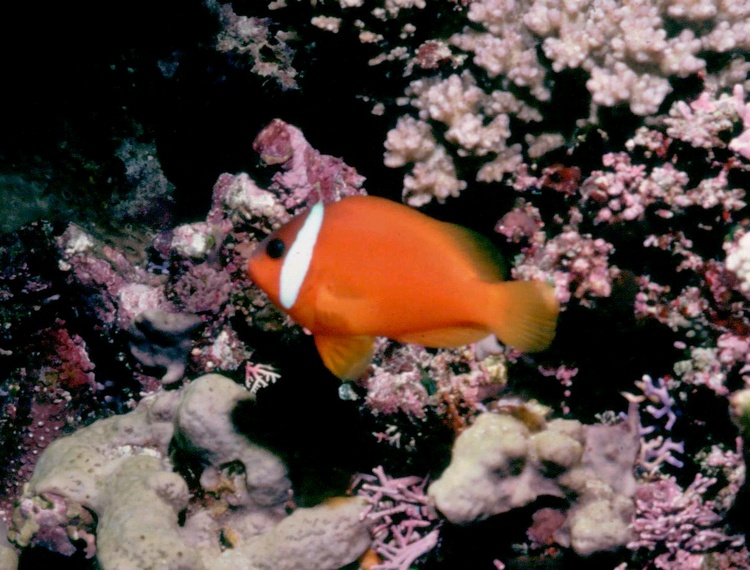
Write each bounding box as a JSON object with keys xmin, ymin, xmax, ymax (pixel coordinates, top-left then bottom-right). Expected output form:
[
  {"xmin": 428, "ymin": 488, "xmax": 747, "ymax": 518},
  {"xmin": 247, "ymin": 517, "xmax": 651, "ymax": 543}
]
[{"xmin": 490, "ymin": 280, "xmax": 559, "ymax": 352}]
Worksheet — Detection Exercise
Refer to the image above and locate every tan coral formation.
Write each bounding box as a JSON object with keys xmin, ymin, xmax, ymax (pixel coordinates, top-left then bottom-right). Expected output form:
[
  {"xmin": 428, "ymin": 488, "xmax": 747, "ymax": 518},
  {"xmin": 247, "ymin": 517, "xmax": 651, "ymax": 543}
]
[
  {"xmin": 428, "ymin": 403, "xmax": 640, "ymax": 555},
  {"xmin": 9, "ymin": 374, "xmax": 371, "ymax": 570}
]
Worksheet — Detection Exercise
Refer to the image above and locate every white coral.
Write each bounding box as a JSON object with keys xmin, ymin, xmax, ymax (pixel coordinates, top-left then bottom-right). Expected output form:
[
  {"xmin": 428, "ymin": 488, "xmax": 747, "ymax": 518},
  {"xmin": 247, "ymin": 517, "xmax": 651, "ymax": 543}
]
[
  {"xmin": 383, "ymin": 116, "xmax": 436, "ymax": 168},
  {"xmin": 403, "ymin": 145, "xmax": 467, "ymax": 206},
  {"xmin": 726, "ymin": 232, "xmax": 750, "ymax": 296},
  {"xmin": 380, "ymin": 0, "xmax": 750, "ymax": 199}
]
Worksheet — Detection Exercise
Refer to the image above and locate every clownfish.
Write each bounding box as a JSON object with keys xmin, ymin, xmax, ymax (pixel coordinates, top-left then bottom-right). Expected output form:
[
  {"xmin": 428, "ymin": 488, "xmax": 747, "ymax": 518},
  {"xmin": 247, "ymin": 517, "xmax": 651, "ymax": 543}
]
[{"xmin": 248, "ymin": 195, "xmax": 559, "ymax": 380}]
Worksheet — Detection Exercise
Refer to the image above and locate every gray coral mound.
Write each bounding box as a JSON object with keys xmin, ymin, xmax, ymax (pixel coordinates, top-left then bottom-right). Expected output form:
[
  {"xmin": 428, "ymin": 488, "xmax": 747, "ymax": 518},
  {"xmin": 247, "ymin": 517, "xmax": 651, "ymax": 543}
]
[
  {"xmin": 10, "ymin": 374, "xmax": 371, "ymax": 569},
  {"xmin": 428, "ymin": 404, "xmax": 640, "ymax": 555}
]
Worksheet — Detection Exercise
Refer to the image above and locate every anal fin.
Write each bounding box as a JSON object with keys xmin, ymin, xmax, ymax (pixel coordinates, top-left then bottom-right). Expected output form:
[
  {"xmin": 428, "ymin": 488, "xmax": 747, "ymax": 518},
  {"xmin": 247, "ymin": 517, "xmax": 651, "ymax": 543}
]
[{"xmin": 314, "ymin": 334, "xmax": 375, "ymax": 380}]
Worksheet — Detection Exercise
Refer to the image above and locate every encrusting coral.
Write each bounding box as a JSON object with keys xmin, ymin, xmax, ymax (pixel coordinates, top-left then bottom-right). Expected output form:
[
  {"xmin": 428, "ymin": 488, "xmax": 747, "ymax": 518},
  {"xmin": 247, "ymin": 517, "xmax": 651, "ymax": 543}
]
[{"xmin": 9, "ymin": 374, "xmax": 370, "ymax": 569}]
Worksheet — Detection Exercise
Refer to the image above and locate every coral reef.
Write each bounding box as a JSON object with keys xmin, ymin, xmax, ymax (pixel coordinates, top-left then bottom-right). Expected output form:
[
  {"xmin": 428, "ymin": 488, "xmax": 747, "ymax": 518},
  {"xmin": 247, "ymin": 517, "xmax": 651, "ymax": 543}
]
[
  {"xmin": 3, "ymin": 101, "xmax": 750, "ymax": 565},
  {"xmin": 628, "ymin": 474, "xmax": 745, "ymax": 567},
  {"xmin": 301, "ymin": 0, "xmax": 750, "ymax": 204},
  {"xmin": 4, "ymin": 0, "xmax": 750, "ymax": 559},
  {"xmin": 0, "ymin": 120, "xmax": 380, "ymax": 568}
]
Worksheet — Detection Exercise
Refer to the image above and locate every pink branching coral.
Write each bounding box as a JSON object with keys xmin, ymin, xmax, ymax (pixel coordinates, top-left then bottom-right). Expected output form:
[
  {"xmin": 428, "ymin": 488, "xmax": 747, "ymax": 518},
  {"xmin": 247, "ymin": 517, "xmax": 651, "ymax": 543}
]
[
  {"xmin": 510, "ymin": 228, "xmax": 618, "ymax": 307},
  {"xmin": 628, "ymin": 474, "xmax": 745, "ymax": 567},
  {"xmin": 578, "ymin": 151, "xmax": 745, "ymax": 225},
  {"xmin": 244, "ymin": 360, "xmax": 281, "ymax": 394},
  {"xmin": 363, "ymin": 339, "xmax": 507, "ymax": 434},
  {"xmin": 666, "ymin": 85, "xmax": 750, "ymax": 155},
  {"xmin": 355, "ymin": 466, "xmax": 441, "ymax": 570},
  {"xmin": 291, "ymin": 0, "xmax": 750, "ymax": 207},
  {"xmin": 579, "ymin": 153, "xmax": 690, "ymax": 223}
]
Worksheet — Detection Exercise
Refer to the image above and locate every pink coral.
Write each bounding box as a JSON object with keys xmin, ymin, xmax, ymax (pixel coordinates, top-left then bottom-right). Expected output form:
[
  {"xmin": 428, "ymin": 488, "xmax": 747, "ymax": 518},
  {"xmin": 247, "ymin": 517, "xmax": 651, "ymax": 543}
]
[
  {"xmin": 628, "ymin": 475, "xmax": 744, "ymax": 565},
  {"xmin": 363, "ymin": 340, "xmax": 507, "ymax": 433},
  {"xmin": 42, "ymin": 324, "xmax": 96, "ymax": 391},
  {"xmin": 356, "ymin": 466, "xmax": 441, "ymax": 570},
  {"xmin": 253, "ymin": 119, "xmax": 366, "ymax": 212},
  {"xmin": 725, "ymin": 230, "xmax": 750, "ymax": 298},
  {"xmin": 366, "ymin": 364, "xmax": 431, "ymax": 419},
  {"xmin": 495, "ymin": 200, "xmax": 544, "ymax": 243},
  {"xmin": 171, "ymin": 262, "xmax": 233, "ymax": 314},
  {"xmin": 717, "ymin": 333, "xmax": 750, "ymax": 386},
  {"xmin": 511, "ymin": 229, "xmax": 618, "ymax": 307},
  {"xmin": 666, "ymin": 85, "xmax": 748, "ymax": 152}
]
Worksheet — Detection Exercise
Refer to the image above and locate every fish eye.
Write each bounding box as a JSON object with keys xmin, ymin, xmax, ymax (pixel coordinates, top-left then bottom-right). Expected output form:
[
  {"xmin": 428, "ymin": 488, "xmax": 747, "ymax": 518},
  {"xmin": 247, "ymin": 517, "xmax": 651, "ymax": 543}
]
[{"xmin": 266, "ymin": 238, "xmax": 285, "ymax": 259}]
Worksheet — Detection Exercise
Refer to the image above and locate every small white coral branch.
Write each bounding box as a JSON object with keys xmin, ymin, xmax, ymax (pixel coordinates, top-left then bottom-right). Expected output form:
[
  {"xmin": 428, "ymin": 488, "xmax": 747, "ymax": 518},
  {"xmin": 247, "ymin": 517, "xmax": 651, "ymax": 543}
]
[{"xmin": 245, "ymin": 361, "xmax": 282, "ymax": 393}]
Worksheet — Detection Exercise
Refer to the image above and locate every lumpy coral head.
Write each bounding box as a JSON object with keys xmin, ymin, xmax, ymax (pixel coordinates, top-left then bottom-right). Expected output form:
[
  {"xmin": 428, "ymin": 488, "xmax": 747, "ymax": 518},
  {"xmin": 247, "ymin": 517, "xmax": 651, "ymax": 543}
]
[
  {"xmin": 248, "ymin": 195, "xmax": 559, "ymax": 379},
  {"xmin": 428, "ymin": 413, "xmax": 565, "ymax": 523}
]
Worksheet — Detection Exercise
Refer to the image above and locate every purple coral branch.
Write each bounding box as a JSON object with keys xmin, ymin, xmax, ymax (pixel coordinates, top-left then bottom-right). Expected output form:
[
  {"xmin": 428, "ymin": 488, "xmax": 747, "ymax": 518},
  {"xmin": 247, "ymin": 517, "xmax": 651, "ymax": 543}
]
[
  {"xmin": 639, "ymin": 375, "xmax": 678, "ymax": 432},
  {"xmin": 629, "ymin": 474, "xmax": 744, "ymax": 560},
  {"xmin": 623, "ymin": 375, "xmax": 685, "ymax": 473},
  {"xmin": 639, "ymin": 436, "xmax": 686, "ymax": 471}
]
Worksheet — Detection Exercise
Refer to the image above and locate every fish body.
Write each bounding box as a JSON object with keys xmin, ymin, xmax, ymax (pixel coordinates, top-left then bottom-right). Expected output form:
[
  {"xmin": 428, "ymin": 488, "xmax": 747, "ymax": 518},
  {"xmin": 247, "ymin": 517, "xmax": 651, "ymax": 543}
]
[{"xmin": 248, "ymin": 195, "xmax": 558, "ymax": 379}]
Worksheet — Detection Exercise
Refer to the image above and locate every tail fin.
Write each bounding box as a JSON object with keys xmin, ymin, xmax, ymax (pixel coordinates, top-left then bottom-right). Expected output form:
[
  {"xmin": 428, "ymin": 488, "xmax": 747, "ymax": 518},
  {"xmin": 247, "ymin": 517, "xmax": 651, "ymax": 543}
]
[{"xmin": 490, "ymin": 280, "xmax": 559, "ymax": 352}]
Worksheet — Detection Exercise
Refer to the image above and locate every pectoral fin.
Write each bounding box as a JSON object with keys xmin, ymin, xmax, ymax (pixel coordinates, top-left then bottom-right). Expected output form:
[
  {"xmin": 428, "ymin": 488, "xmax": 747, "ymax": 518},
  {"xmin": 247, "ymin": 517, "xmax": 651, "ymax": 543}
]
[{"xmin": 314, "ymin": 334, "xmax": 375, "ymax": 380}]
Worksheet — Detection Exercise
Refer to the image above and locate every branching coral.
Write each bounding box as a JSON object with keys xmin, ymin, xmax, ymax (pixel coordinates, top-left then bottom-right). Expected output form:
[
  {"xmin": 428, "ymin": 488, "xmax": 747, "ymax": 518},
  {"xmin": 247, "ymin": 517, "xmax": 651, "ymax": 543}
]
[
  {"xmin": 628, "ymin": 474, "xmax": 745, "ymax": 567},
  {"xmin": 288, "ymin": 0, "xmax": 750, "ymax": 205},
  {"xmin": 356, "ymin": 466, "xmax": 440, "ymax": 569}
]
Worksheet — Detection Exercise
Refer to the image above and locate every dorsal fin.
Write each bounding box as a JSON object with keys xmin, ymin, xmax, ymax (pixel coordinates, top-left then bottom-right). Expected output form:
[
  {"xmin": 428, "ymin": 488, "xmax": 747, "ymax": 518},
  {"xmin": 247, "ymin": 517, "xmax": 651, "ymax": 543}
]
[{"xmin": 439, "ymin": 222, "xmax": 507, "ymax": 282}]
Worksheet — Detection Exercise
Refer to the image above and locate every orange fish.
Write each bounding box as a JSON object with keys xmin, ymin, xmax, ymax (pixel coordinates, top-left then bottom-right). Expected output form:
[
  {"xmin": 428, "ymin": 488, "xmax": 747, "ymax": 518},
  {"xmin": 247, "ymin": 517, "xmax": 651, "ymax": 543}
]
[{"xmin": 248, "ymin": 195, "xmax": 559, "ymax": 380}]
